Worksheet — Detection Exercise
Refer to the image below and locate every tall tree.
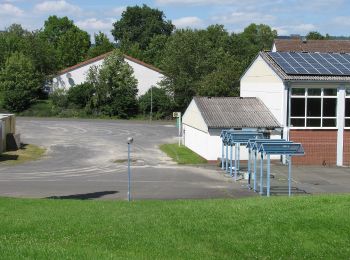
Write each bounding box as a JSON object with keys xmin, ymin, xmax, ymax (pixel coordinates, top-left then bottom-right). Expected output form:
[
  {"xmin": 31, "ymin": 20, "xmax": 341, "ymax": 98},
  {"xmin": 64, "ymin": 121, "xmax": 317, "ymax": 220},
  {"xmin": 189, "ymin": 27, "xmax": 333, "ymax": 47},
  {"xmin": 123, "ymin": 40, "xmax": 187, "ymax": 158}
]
[
  {"xmin": 0, "ymin": 52, "xmax": 41, "ymax": 112},
  {"xmin": 87, "ymin": 32, "xmax": 115, "ymax": 58},
  {"xmin": 40, "ymin": 16, "xmax": 91, "ymax": 69},
  {"xmin": 111, "ymin": 4, "xmax": 174, "ymax": 59},
  {"xmin": 306, "ymin": 31, "xmax": 330, "ymax": 40},
  {"xmin": 87, "ymin": 50, "xmax": 138, "ymax": 118}
]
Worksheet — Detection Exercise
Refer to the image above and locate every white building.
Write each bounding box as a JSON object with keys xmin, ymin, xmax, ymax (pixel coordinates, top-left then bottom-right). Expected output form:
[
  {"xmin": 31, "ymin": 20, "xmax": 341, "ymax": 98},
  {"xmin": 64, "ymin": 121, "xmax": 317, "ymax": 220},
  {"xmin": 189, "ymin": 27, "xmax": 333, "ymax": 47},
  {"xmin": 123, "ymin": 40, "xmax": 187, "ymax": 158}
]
[
  {"xmin": 241, "ymin": 51, "xmax": 350, "ymax": 166},
  {"xmin": 52, "ymin": 52, "xmax": 164, "ymax": 96},
  {"xmin": 182, "ymin": 97, "xmax": 281, "ymax": 161}
]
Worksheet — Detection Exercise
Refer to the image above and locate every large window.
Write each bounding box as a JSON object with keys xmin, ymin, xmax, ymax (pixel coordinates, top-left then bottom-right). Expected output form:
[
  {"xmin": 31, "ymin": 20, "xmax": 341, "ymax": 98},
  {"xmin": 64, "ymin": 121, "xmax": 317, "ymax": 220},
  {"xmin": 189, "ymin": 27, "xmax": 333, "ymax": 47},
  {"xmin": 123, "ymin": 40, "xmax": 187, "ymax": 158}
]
[
  {"xmin": 346, "ymin": 88, "xmax": 350, "ymax": 128},
  {"xmin": 289, "ymin": 88, "xmax": 337, "ymax": 128}
]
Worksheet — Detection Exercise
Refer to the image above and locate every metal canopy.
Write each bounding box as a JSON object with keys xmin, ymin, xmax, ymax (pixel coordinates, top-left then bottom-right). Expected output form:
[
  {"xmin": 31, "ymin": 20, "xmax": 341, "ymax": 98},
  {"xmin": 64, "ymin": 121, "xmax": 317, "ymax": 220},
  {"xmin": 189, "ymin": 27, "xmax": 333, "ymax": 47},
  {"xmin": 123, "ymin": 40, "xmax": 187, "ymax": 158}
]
[
  {"xmin": 226, "ymin": 132, "xmax": 264, "ymax": 145},
  {"xmin": 248, "ymin": 139, "xmax": 289, "ymax": 150},
  {"xmin": 259, "ymin": 143, "xmax": 305, "ymax": 155}
]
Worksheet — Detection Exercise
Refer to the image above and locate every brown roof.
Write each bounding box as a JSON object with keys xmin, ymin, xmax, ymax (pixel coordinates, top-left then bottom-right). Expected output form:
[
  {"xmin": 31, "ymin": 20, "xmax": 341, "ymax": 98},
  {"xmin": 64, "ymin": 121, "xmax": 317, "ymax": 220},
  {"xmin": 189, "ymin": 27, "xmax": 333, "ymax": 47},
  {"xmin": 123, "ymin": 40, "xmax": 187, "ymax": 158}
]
[
  {"xmin": 58, "ymin": 51, "xmax": 163, "ymax": 75},
  {"xmin": 260, "ymin": 51, "xmax": 350, "ymax": 82},
  {"xmin": 193, "ymin": 97, "xmax": 281, "ymax": 129},
  {"xmin": 274, "ymin": 39, "xmax": 350, "ymax": 53}
]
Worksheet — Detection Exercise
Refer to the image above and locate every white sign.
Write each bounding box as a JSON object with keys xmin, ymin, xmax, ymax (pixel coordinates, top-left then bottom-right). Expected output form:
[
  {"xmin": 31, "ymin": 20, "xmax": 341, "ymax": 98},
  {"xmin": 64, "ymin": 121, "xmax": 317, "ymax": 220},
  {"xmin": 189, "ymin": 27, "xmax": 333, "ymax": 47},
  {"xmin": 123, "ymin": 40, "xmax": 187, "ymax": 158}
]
[{"xmin": 173, "ymin": 112, "xmax": 181, "ymax": 118}]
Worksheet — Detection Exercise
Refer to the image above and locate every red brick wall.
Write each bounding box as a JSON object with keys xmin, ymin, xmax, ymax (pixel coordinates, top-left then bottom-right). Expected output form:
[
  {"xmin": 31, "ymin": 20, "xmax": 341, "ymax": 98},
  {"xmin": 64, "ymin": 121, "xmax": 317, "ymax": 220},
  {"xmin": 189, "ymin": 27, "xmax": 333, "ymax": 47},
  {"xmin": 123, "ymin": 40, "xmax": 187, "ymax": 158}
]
[
  {"xmin": 344, "ymin": 130, "xmax": 350, "ymax": 166},
  {"xmin": 289, "ymin": 130, "xmax": 337, "ymax": 166}
]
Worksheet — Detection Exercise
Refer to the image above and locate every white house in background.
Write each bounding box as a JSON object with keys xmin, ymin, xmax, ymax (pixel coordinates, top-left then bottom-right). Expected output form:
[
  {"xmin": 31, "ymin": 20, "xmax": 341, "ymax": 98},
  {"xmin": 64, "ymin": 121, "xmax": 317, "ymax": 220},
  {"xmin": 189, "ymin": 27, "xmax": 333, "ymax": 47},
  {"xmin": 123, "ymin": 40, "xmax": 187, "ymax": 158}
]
[
  {"xmin": 182, "ymin": 97, "xmax": 281, "ymax": 161},
  {"xmin": 51, "ymin": 52, "xmax": 164, "ymax": 96},
  {"xmin": 240, "ymin": 51, "xmax": 350, "ymax": 166}
]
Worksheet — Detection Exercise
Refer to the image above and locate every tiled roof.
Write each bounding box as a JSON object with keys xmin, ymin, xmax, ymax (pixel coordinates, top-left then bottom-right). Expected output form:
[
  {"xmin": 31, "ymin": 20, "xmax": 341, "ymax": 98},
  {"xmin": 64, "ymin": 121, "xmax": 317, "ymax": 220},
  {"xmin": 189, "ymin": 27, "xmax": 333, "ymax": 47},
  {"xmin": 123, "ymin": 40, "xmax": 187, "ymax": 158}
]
[
  {"xmin": 57, "ymin": 51, "xmax": 163, "ymax": 75},
  {"xmin": 194, "ymin": 97, "xmax": 281, "ymax": 129},
  {"xmin": 260, "ymin": 51, "xmax": 350, "ymax": 81},
  {"xmin": 273, "ymin": 39, "xmax": 350, "ymax": 53}
]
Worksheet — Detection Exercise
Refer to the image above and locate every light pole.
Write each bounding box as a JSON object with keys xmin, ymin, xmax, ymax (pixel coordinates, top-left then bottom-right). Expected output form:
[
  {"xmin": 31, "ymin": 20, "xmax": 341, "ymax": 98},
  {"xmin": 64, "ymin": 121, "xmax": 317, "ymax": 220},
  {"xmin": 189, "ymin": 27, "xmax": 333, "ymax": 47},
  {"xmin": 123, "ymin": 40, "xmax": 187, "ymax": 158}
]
[{"xmin": 127, "ymin": 137, "xmax": 133, "ymax": 201}]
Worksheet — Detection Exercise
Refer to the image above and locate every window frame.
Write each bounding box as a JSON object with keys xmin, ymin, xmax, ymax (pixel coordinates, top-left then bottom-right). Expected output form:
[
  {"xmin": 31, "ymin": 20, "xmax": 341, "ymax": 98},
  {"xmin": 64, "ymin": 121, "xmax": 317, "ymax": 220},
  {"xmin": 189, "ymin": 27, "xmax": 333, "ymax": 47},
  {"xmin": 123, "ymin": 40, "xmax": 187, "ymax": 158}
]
[
  {"xmin": 289, "ymin": 87, "xmax": 338, "ymax": 129},
  {"xmin": 345, "ymin": 88, "xmax": 350, "ymax": 129}
]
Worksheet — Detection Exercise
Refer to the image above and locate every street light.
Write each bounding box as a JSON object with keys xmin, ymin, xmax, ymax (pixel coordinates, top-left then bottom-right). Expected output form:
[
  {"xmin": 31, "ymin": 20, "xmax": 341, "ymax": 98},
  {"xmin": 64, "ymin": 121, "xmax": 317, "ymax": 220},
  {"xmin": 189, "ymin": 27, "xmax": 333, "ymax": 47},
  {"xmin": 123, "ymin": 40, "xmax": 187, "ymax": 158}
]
[{"xmin": 127, "ymin": 137, "xmax": 133, "ymax": 202}]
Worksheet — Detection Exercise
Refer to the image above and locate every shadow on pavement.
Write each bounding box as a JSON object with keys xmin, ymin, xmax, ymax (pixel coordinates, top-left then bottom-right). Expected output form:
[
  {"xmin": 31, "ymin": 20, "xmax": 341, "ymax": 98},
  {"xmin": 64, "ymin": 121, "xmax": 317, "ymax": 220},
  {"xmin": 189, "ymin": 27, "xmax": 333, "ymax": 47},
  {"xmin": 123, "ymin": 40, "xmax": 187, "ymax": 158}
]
[{"xmin": 46, "ymin": 191, "xmax": 118, "ymax": 200}]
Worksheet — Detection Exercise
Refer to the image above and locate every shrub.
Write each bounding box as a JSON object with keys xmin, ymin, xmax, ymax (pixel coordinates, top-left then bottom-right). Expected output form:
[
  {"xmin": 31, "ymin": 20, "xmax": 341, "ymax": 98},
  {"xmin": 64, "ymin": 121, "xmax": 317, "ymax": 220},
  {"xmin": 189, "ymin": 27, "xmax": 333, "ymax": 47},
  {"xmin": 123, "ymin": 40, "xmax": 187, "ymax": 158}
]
[{"xmin": 67, "ymin": 82, "xmax": 94, "ymax": 108}]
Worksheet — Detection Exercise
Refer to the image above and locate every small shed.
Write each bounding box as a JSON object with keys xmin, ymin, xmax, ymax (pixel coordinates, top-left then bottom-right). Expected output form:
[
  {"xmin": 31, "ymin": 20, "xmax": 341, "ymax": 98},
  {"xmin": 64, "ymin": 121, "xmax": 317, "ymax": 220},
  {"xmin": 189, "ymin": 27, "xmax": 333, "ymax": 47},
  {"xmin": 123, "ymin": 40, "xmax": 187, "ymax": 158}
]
[{"xmin": 182, "ymin": 97, "xmax": 281, "ymax": 161}]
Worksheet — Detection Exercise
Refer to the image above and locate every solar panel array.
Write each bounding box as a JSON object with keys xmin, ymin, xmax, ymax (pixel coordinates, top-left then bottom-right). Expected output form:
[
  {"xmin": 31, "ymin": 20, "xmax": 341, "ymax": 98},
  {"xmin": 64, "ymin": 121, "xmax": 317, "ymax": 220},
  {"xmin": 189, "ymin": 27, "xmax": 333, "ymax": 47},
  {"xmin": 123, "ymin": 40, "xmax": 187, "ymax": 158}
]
[{"xmin": 268, "ymin": 52, "xmax": 350, "ymax": 76}]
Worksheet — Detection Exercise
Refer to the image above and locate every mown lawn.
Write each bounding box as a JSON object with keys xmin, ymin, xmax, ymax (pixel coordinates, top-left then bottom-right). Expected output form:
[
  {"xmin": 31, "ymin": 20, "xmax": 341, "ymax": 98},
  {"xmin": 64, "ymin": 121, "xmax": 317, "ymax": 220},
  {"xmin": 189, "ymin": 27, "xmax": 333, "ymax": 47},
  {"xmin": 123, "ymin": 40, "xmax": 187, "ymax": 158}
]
[
  {"xmin": 0, "ymin": 195, "xmax": 349, "ymax": 259},
  {"xmin": 0, "ymin": 144, "xmax": 46, "ymax": 165},
  {"xmin": 160, "ymin": 143, "xmax": 207, "ymax": 164}
]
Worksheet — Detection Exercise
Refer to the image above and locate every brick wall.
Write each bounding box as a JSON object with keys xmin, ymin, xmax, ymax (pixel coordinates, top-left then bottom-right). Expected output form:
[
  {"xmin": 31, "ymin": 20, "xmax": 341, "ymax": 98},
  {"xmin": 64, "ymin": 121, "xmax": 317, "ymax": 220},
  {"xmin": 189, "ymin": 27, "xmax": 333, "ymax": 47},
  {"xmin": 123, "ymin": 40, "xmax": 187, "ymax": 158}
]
[
  {"xmin": 344, "ymin": 130, "xmax": 350, "ymax": 166},
  {"xmin": 289, "ymin": 130, "xmax": 337, "ymax": 165}
]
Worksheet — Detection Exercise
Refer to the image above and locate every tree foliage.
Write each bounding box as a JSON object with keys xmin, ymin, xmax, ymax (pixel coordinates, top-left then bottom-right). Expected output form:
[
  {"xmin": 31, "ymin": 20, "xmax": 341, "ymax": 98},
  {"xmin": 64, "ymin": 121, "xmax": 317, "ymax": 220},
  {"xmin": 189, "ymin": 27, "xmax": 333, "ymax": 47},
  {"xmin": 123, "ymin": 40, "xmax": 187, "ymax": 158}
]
[
  {"xmin": 87, "ymin": 32, "xmax": 115, "ymax": 59},
  {"xmin": 87, "ymin": 50, "xmax": 138, "ymax": 118},
  {"xmin": 112, "ymin": 4, "xmax": 174, "ymax": 59},
  {"xmin": 0, "ymin": 52, "xmax": 41, "ymax": 112},
  {"xmin": 306, "ymin": 31, "xmax": 331, "ymax": 40}
]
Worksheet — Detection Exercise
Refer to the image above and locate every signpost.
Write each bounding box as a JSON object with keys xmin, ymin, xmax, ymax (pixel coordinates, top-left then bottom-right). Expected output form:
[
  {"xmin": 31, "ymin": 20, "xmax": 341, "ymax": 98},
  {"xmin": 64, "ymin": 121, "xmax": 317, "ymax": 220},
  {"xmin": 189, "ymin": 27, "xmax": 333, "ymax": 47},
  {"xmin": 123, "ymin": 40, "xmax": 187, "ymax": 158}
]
[
  {"xmin": 127, "ymin": 137, "xmax": 133, "ymax": 202},
  {"xmin": 173, "ymin": 112, "xmax": 181, "ymax": 146}
]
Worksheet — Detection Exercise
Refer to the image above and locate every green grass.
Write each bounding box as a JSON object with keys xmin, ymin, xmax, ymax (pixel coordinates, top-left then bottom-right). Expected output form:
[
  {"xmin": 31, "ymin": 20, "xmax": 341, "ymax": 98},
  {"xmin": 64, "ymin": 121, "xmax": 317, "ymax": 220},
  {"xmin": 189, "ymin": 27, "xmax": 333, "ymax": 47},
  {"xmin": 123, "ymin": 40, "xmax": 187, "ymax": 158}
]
[
  {"xmin": 0, "ymin": 144, "xmax": 46, "ymax": 165},
  {"xmin": 0, "ymin": 195, "xmax": 349, "ymax": 259},
  {"xmin": 160, "ymin": 143, "xmax": 207, "ymax": 164}
]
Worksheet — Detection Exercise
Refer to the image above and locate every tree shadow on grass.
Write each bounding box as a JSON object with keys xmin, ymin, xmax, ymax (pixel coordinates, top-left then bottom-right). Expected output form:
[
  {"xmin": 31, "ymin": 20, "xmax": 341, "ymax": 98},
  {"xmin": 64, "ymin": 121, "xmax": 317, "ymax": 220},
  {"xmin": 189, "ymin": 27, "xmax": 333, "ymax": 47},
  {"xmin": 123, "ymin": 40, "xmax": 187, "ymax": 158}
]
[{"xmin": 46, "ymin": 191, "xmax": 119, "ymax": 200}]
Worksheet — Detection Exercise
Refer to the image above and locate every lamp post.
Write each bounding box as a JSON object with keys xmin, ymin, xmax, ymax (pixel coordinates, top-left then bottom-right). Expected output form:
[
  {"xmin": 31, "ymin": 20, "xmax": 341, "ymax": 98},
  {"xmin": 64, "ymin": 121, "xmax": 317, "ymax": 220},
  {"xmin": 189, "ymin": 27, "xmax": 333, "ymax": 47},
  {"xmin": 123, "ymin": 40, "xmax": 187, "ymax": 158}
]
[{"xmin": 127, "ymin": 137, "xmax": 133, "ymax": 201}]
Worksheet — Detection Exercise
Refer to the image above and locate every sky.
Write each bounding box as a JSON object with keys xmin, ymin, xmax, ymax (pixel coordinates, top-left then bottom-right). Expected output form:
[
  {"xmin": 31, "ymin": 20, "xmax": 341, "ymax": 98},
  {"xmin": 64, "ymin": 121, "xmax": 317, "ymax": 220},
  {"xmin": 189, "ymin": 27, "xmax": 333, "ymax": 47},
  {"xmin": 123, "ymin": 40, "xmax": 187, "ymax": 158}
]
[{"xmin": 1, "ymin": 0, "xmax": 350, "ymax": 41}]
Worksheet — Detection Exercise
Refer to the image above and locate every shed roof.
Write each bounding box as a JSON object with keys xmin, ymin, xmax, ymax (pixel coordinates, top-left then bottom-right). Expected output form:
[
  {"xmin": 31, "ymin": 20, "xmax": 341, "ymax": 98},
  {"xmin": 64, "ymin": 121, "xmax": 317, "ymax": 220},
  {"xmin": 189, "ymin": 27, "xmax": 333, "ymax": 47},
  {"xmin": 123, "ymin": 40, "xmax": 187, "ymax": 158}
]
[
  {"xmin": 57, "ymin": 51, "xmax": 163, "ymax": 76},
  {"xmin": 260, "ymin": 51, "xmax": 350, "ymax": 82},
  {"xmin": 273, "ymin": 39, "xmax": 350, "ymax": 53},
  {"xmin": 193, "ymin": 97, "xmax": 281, "ymax": 129}
]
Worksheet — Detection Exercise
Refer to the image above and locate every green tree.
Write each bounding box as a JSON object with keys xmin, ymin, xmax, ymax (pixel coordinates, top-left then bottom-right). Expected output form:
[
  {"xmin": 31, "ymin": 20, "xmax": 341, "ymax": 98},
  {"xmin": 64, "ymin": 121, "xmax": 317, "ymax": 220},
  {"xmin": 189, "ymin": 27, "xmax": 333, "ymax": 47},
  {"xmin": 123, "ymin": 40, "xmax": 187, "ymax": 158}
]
[
  {"xmin": 143, "ymin": 34, "xmax": 168, "ymax": 67},
  {"xmin": 67, "ymin": 82, "xmax": 94, "ymax": 108},
  {"xmin": 138, "ymin": 87, "xmax": 174, "ymax": 119},
  {"xmin": 40, "ymin": 16, "xmax": 91, "ymax": 68},
  {"xmin": 87, "ymin": 32, "xmax": 115, "ymax": 58},
  {"xmin": 306, "ymin": 31, "xmax": 330, "ymax": 40},
  {"xmin": 111, "ymin": 4, "xmax": 174, "ymax": 59},
  {"xmin": 0, "ymin": 52, "xmax": 41, "ymax": 112},
  {"xmin": 87, "ymin": 50, "xmax": 138, "ymax": 118}
]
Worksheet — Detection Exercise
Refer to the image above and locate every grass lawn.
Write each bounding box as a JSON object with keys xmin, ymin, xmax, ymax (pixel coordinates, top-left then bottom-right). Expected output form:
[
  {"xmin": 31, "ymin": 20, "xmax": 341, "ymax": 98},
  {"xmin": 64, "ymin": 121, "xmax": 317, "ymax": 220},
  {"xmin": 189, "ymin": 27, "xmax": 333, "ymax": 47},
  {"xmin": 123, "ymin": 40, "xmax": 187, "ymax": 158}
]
[
  {"xmin": 0, "ymin": 195, "xmax": 349, "ymax": 259},
  {"xmin": 0, "ymin": 144, "xmax": 46, "ymax": 165},
  {"xmin": 160, "ymin": 143, "xmax": 207, "ymax": 164}
]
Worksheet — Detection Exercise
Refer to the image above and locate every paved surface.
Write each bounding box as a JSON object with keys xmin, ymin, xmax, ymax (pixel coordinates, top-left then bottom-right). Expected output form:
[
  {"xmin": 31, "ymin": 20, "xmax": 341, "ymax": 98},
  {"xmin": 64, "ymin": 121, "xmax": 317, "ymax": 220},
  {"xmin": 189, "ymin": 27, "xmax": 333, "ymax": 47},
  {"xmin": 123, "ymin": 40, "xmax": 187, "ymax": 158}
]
[{"xmin": 0, "ymin": 118, "xmax": 253, "ymax": 200}]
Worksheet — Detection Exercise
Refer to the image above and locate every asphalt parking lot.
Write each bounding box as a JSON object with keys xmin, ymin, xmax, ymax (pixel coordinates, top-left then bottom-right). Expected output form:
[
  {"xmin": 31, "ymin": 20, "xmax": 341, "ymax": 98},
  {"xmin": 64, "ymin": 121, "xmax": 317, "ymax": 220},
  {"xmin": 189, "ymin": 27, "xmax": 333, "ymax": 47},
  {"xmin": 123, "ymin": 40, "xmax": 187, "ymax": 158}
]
[
  {"xmin": 0, "ymin": 118, "xmax": 349, "ymax": 200},
  {"xmin": 0, "ymin": 118, "xmax": 253, "ymax": 200}
]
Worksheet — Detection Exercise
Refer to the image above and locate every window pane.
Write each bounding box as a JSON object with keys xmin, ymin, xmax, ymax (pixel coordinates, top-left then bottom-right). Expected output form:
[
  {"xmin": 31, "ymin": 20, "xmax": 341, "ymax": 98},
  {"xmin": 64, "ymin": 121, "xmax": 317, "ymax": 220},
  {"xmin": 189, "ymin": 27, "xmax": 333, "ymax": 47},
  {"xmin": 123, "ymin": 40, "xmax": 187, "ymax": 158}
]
[
  {"xmin": 346, "ymin": 89, "xmax": 350, "ymax": 96},
  {"xmin": 323, "ymin": 88, "xmax": 337, "ymax": 96},
  {"xmin": 307, "ymin": 118, "xmax": 321, "ymax": 127},
  {"xmin": 323, "ymin": 98, "xmax": 337, "ymax": 117},
  {"xmin": 290, "ymin": 118, "xmax": 305, "ymax": 127},
  {"xmin": 291, "ymin": 88, "xmax": 305, "ymax": 96},
  {"xmin": 291, "ymin": 98, "xmax": 305, "ymax": 117},
  {"xmin": 307, "ymin": 88, "xmax": 321, "ymax": 96},
  {"xmin": 346, "ymin": 119, "xmax": 350, "ymax": 127},
  {"xmin": 307, "ymin": 98, "xmax": 321, "ymax": 117},
  {"xmin": 346, "ymin": 99, "xmax": 350, "ymax": 117},
  {"xmin": 323, "ymin": 119, "xmax": 336, "ymax": 127}
]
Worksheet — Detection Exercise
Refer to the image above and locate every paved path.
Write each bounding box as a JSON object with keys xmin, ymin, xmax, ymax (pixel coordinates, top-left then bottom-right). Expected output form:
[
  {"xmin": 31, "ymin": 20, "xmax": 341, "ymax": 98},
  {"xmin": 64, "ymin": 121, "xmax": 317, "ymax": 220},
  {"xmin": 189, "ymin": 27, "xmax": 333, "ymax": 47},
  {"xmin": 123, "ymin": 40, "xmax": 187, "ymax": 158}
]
[{"xmin": 0, "ymin": 118, "xmax": 253, "ymax": 200}]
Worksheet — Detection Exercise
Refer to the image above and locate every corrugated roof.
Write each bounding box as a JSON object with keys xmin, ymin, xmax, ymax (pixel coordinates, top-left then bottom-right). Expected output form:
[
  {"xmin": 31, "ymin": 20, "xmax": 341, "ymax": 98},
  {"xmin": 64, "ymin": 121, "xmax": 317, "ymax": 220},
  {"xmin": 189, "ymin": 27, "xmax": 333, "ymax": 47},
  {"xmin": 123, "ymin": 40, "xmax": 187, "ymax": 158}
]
[
  {"xmin": 274, "ymin": 39, "xmax": 350, "ymax": 53},
  {"xmin": 57, "ymin": 51, "xmax": 163, "ymax": 76},
  {"xmin": 193, "ymin": 97, "xmax": 281, "ymax": 129},
  {"xmin": 261, "ymin": 51, "xmax": 350, "ymax": 81}
]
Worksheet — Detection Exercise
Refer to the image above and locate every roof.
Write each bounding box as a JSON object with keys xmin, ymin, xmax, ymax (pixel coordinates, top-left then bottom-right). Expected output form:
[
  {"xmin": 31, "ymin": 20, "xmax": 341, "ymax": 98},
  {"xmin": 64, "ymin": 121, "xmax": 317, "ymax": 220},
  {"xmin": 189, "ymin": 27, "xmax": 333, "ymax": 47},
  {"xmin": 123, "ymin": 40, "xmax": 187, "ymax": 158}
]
[
  {"xmin": 193, "ymin": 97, "xmax": 281, "ymax": 129},
  {"xmin": 57, "ymin": 51, "xmax": 163, "ymax": 75},
  {"xmin": 260, "ymin": 51, "xmax": 350, "ymax": 82},
  {"xmin": 273, "ymin": 39, "xmax": 350, "ymax": 53}
]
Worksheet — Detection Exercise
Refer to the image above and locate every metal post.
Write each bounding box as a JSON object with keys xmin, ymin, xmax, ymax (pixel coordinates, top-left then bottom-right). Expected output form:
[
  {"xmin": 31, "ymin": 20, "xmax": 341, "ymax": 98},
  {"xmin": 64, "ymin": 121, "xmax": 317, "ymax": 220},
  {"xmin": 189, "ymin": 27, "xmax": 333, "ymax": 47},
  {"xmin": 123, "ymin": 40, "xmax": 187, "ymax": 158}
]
[
  {"xmin": 150, "ymin": 87, "xmax": 153, "ymax": 122},
  {"xmin": 288, "ymin": 155, "xmax": 292, "ymax": 197},
  {"xmin": 127, "ymin": 142, "xmax": 131, "ymax": 202},
  {"xmin": 234, "ymin": 144, "xmax": 238, "ymax": 181},
  {"xmin": 253, "ymin": 150, "xmax": 257, "ymax": 191},
  {"xmin": 267, "ymin": 154, "xmax": 270, "ymax": 197},
  {"xmin": 230, "ymin": 145, "xmax": 233, "ymax": 177},
  {"xmin": 225, "ymin": 144, "xmax": 228, "ymax": 172},
  {"xmin": 260, "ymin": 153, "xmax": 264, "ymax": 195},
  {"xmin": 221, "ymin": 141, "xmax": 225, "ymax": 169},
  {"xmin": 237, "ymin": 143, "xmax": 240, "ymax": 172},
  {"xmin": 248, "ymin": 148, "xmax": 251, "ymax": 189}
]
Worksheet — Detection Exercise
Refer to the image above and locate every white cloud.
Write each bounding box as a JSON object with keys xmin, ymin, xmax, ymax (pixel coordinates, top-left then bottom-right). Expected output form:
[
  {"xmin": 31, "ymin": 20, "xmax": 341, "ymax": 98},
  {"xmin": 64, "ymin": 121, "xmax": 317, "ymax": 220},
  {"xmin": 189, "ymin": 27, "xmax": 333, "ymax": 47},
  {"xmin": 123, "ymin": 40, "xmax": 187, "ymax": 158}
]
[
  {"xmin": 331, "ymin": 16, "xmax": 350, "ymax": 27},
  {"xmin": 273, "ymin": 24, "xmax": 316, "ymax": 35},
  {"xmin": 0, "ymin": 3, "xmax": 23, "ymax": 16},
  {"xmin": 34, "ymin": 0, "xmax": 81, "ymax": 14},
  {"xmin": 111, "ymin": 6, "xmax": 126, "ymax": 16},
  {"xmin": 75, "ymin": 18, "xmax": 114, "ymax": 31},
  {"xmin": 173, "ymin": 16, "xmax": 203, "ymax": 28},
  {"xmin": 212, "ymin": 12, "xmax": 275, "ymax": 26}
]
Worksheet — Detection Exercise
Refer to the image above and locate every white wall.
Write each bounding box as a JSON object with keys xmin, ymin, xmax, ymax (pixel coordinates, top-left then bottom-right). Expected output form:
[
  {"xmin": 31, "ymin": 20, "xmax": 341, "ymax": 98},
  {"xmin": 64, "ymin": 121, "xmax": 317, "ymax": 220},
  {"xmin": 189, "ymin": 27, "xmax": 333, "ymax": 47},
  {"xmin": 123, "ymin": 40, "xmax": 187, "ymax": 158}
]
[
  {"xmin": 53, "ymin": 57, "xmax": 164, "ymax": 97},
  {"xmin": 240, "ymin": 55, "xmax": 285, "ymax": 124},
  {"xmin": 182, "ymin": 100, "xmax": 208, "ymax": 133}
]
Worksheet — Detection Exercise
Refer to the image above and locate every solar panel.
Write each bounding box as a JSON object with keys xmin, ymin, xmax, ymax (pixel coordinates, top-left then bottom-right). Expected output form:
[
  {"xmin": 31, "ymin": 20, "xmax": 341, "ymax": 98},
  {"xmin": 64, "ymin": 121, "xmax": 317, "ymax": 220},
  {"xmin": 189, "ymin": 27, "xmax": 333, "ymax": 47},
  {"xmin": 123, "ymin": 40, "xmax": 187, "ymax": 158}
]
[{"xmin": 268, "ymin": 52, "xmax": 350, "ymax": 76}]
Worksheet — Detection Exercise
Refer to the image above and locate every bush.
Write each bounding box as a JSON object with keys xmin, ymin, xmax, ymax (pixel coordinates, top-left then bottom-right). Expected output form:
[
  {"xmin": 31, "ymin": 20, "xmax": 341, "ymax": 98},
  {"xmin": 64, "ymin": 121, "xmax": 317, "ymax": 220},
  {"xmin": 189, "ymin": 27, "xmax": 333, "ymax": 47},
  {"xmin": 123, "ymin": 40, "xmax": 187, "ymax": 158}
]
[
  {"xmin": 67, "ymin": 83, "xmax": 94, "ymax": 108},
  {"xmin": 50, "ymin": 88, "xmax": 68, "ymax": 108}
]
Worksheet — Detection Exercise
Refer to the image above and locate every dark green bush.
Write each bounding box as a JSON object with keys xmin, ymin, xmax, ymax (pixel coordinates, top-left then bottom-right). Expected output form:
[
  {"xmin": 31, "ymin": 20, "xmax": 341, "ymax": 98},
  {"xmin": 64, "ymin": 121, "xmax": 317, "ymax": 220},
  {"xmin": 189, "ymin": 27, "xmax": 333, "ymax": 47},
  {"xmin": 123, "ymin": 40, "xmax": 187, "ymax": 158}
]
[{"xmin": 67, "ymin": 83, "xmax": 94, "ymax": 108}]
